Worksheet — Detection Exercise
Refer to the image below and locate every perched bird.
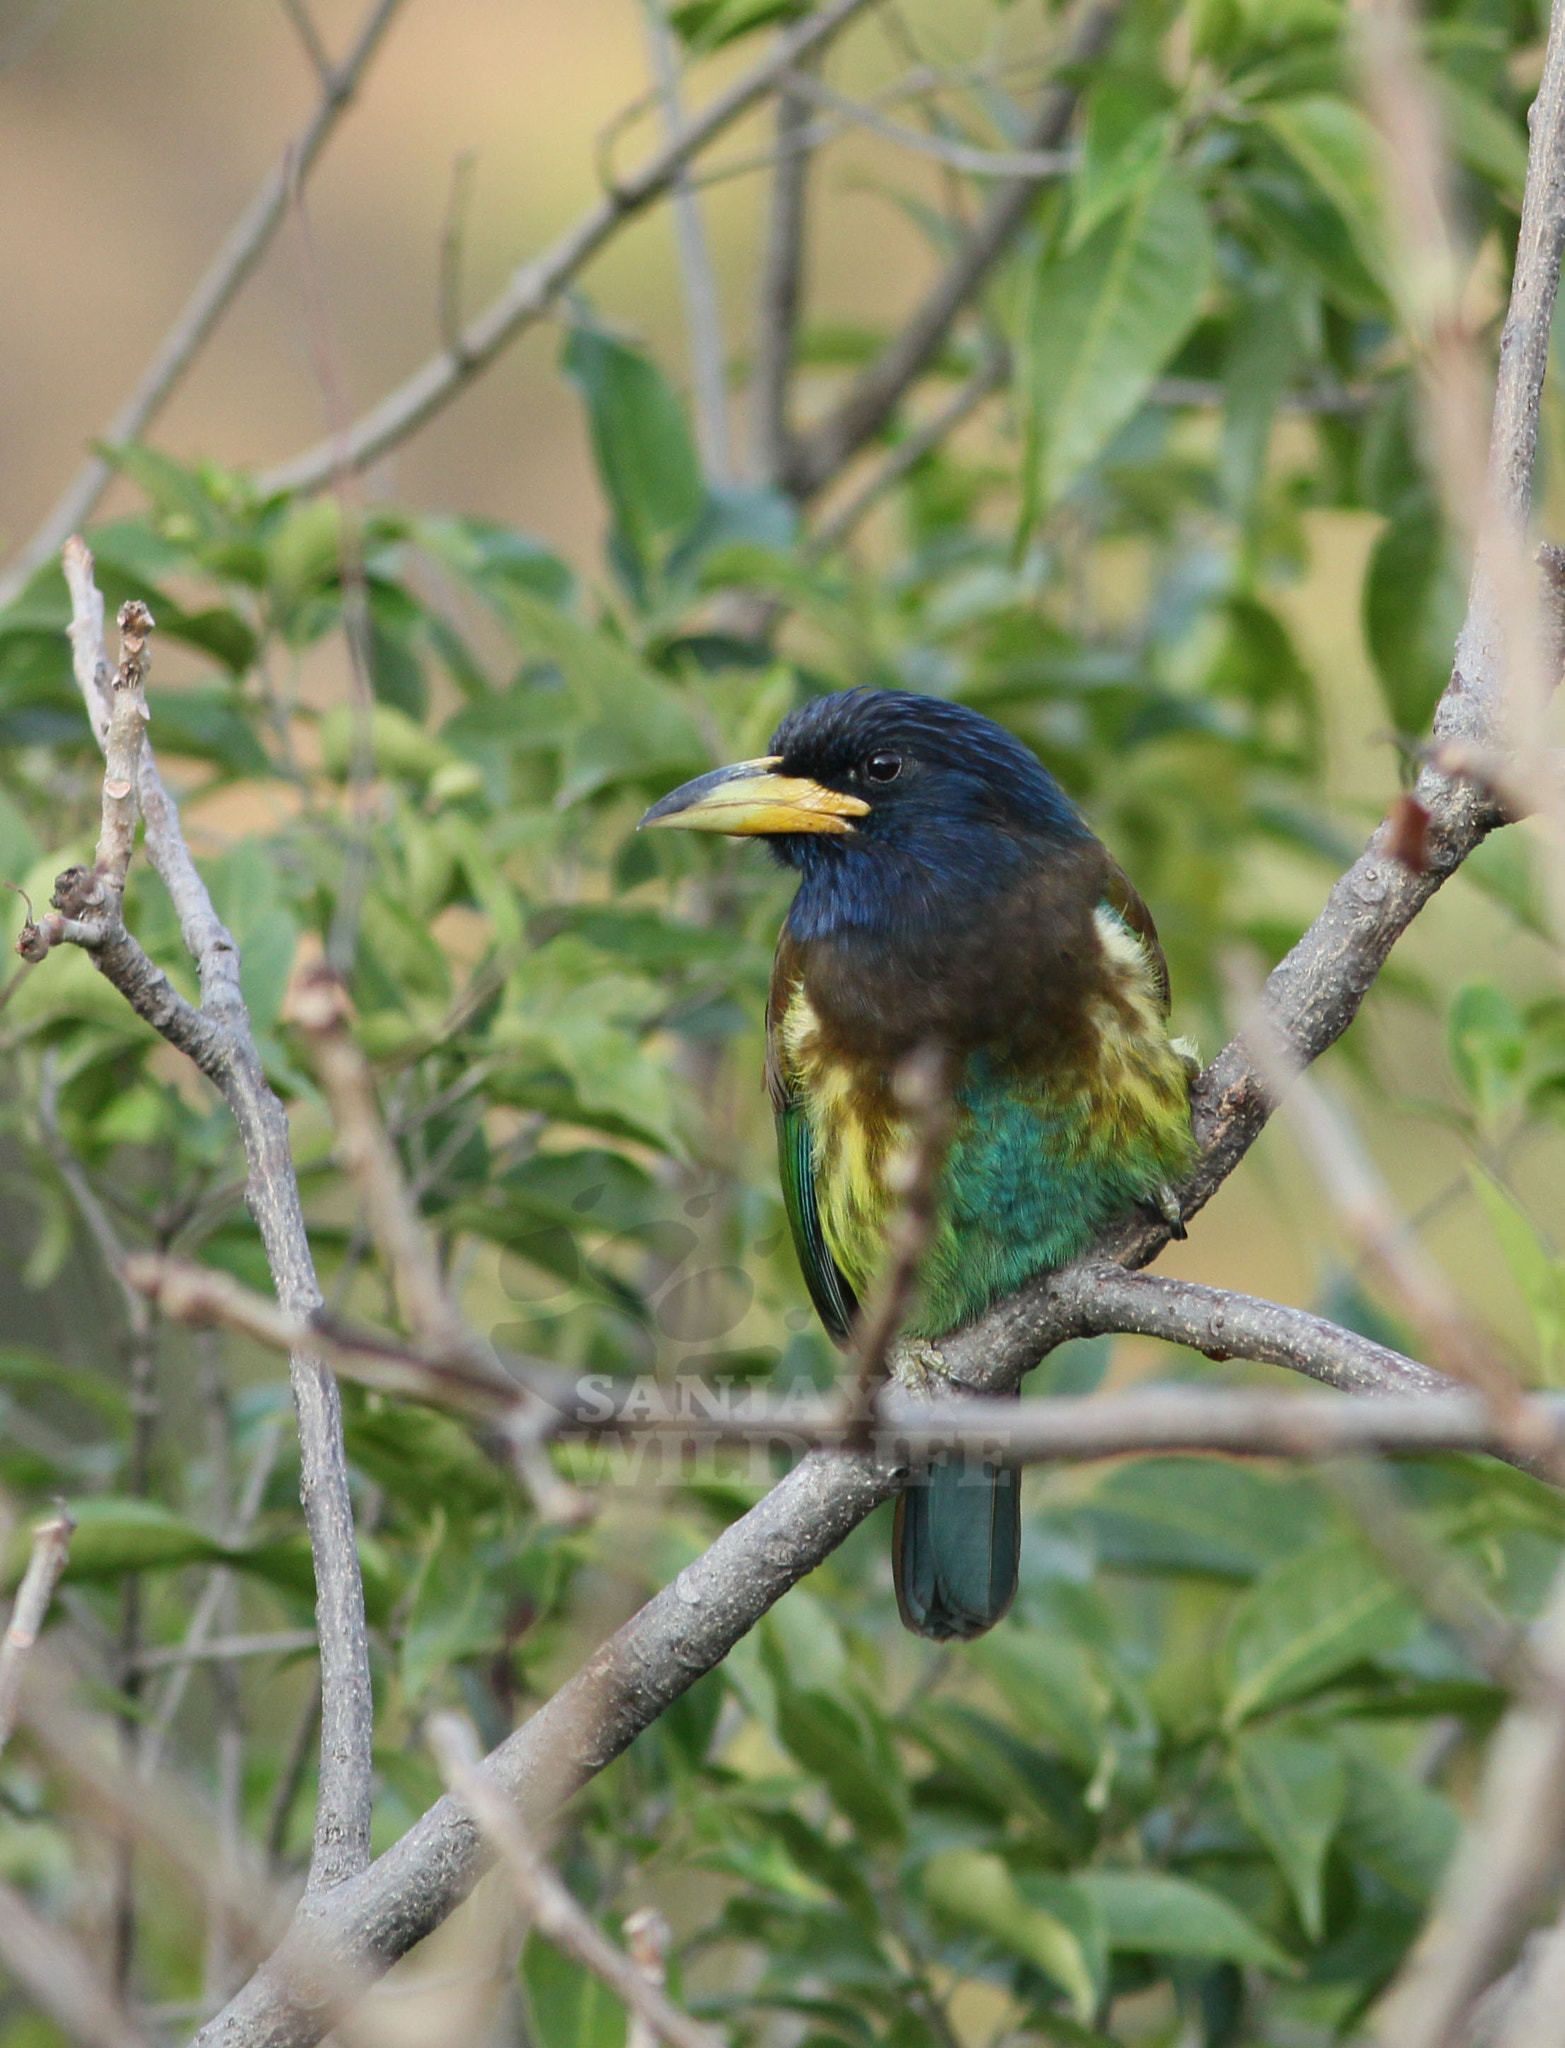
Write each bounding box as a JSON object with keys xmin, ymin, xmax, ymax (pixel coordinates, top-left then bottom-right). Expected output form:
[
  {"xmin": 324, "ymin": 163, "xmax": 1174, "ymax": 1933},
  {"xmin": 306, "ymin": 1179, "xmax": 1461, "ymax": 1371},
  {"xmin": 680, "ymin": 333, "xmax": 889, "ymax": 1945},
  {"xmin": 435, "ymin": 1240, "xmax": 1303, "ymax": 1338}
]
[{"xmin": 642, "ymin": 689, "xmax": 1196, "ymax": 1640}]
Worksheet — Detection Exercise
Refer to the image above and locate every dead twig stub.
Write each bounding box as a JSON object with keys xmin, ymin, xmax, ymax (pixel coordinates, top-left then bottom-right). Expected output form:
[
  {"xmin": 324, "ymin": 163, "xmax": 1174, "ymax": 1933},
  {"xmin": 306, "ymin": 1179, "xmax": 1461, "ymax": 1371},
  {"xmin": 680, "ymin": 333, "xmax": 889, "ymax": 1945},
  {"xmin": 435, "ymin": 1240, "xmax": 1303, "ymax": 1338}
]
[
  {"xmin": 428, "ymin": 1714, "xmax": 724, "ymax": 2048},
  {"xmin": 0, "ymin": 1507, "xmax": 75, "ymax": 1759}
]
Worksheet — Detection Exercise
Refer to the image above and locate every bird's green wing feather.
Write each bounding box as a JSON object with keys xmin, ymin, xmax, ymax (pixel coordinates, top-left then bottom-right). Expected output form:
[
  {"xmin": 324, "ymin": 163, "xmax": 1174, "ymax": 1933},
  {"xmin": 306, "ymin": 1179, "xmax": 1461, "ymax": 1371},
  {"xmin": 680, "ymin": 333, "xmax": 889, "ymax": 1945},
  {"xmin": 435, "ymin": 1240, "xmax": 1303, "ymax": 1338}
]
[{"xmin": 775, "ymin": 1098, "xmax": 859, "ymax": 1345}]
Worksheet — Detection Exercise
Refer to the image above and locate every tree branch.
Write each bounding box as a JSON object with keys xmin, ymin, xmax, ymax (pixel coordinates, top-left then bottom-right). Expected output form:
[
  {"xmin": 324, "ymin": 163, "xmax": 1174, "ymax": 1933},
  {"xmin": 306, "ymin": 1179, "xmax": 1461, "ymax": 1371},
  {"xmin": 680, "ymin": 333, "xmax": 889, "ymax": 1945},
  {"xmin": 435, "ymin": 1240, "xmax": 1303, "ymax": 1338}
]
[
  {"xmin": 0, "ymin": 0, "xmax": 406, "ymax": 611},
  {"xmin": 779, "ymin": 0, "xmax": 1124, "ymax": 501},
  {"xmin": 644, "ymin": 0, "xmax": 733, "ymax": 485},
  {"xmin": 120, "ymin": 1246, "xmax": 1565, "ymax": 1472},
  {"xmin": 180, "ymin": 0, "xmax": 1565, "ymax": 2028},
  {"xmin": 0, "ymin": 1508, "xmax": 74, "ymax": 1761},
  {"xmin": 750, "ymin": 53, "xmax": 818, "ymax": 488},
  {"xmin": 428, "ymin": 1714, "xmax": 724, "ymax": 2048},
  {"xmin": 777, "ymin": 65, "xmax": 1077, "ymax": 179},
  {"xmin": 256, "ymin": 0, "xmax": 883, "ymax": 501},
  {"xmin": 44, "ymin": 541, "xmax": 375, "ymax": 1897}
]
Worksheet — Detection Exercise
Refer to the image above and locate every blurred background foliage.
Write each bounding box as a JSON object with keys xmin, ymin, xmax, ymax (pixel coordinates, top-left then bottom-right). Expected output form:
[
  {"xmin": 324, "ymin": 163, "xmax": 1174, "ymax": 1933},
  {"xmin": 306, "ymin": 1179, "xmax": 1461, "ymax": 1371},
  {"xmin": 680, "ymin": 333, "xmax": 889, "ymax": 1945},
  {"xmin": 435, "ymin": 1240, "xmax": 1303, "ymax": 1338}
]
[{"xmin": 3, "ymin": 0, "xmax": 1565, "ymax": 2042}]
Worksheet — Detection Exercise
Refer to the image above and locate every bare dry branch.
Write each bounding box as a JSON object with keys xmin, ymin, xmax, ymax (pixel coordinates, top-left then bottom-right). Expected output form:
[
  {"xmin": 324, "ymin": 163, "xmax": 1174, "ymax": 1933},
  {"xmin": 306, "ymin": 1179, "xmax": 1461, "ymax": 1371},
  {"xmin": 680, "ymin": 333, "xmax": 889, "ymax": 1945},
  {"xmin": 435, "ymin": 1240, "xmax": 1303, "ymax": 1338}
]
[
  {"xmin": 428, "ymin": 1714, "xmax": 724, "ymax": 2048},
  {"xmin": 0, "ymin": 1507, "xmax": 74, "ymax": 1759},
  {"xmin": 1379, "ymin": 1555, "xmax": 1565, "ymax": 2048},
  {"xmin": 50, "ymin": 539, "xmax": 374, "ymax": 1896},
  {"xmin": 780, "ymin": 0, "xmax": 1124, "ymax": 500},
  {"xmin": 258, "ymin": 0, "xmax": 883, "ymax": 501},
  {"xmin": 778, "ymin": 65, "xmax": 1076, "ymax": 177},
  {"xmin": 96, "ymin": 600, "xmax": 152, "ymax": 893},
  {"xmin": 118, "ymin": 1247, "xmax": 1565, "ymax": 1470},
  {"xmin": 842, "ymin": 1046, "xmax": 954, "ymax": 1441},
  {"xmin": 750, "ymin": 53, "xmax": 817, "ymax": 488},
  {"xmin": 0, "ymin": 0, "xmax": 407, "ymax": 610},
  {"xmin": 644, "ymin": 0, "xmax": 732, "ymax": 484}
]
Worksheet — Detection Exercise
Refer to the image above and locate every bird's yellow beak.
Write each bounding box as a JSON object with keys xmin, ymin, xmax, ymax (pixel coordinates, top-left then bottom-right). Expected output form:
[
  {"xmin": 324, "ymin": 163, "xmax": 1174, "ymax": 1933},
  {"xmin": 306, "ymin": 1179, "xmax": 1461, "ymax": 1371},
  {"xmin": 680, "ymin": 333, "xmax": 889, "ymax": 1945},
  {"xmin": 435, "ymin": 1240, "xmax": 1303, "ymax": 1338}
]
[{"xmin": 639, "ymin": 757, "xmax": 870, "ymax": 837}]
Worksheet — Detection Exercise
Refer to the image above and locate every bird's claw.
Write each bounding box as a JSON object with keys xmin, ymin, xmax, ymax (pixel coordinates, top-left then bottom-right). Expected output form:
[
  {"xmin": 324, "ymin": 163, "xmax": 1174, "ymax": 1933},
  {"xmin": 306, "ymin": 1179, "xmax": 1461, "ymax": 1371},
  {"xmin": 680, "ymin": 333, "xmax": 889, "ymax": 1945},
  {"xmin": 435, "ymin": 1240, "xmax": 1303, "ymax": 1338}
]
[
  {"xmin": 1150, "ymin": 1183, "xmax": 1187, "ymax": 1240},
  {"xmin": 890, "ymin": 1339, "xmax": 949, "ymax": 1397}
]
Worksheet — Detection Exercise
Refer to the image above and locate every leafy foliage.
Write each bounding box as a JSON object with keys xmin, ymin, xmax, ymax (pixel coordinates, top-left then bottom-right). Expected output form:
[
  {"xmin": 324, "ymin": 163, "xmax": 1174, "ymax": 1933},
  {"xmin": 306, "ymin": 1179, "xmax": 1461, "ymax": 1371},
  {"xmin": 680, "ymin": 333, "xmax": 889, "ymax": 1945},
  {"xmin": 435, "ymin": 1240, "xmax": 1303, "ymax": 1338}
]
[{"xmin": 0, "ymin": 0, "xmax": 1561, "ymax": 2042}]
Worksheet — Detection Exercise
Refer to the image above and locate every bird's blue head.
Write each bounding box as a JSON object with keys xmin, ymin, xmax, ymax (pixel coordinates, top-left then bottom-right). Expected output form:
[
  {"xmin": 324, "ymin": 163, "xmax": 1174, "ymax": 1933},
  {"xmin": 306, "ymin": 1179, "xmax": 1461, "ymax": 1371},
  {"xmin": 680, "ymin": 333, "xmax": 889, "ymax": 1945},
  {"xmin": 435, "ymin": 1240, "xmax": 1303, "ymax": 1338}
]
[{"xmin": 640, "ymin": 688, "xmax": 1092, "ymax": 940}]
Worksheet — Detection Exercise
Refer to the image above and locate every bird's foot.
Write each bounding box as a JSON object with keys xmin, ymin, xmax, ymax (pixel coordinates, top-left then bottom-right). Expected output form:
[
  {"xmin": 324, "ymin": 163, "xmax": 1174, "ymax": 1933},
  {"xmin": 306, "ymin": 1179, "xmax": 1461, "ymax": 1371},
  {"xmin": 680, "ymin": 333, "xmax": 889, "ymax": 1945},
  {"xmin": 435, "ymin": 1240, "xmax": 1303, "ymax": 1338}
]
[
  {"xmin": 890, "ymin": 1339, "xmax": 949, "ymax": 1398},
  {"xmin": 1171, "ymin": 1034, "xmax": 1202, "ymax": 1081},
  {"xmin": 1150, "ymin": 1183, "xmax": 1187, "ymax": 1241}
]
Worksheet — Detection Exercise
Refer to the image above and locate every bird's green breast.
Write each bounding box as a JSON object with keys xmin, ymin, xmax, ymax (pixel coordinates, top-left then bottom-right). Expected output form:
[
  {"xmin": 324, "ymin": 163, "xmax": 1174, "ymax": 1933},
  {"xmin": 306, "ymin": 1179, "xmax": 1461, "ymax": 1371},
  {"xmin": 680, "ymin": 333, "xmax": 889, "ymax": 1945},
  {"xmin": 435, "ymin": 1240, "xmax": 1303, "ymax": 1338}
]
[{"xmin": 777, "ymin": 905, "xmax": 1196, "ymax": 1337}]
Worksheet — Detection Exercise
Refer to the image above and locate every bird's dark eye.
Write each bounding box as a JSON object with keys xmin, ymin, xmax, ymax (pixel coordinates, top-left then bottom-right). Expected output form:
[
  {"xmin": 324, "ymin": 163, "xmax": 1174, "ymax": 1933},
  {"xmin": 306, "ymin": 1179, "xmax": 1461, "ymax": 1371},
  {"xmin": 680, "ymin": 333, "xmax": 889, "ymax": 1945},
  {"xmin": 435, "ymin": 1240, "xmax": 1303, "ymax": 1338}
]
[{"xmin": 864, "ymin": 751, "xmax": 902, "ymax": 784}]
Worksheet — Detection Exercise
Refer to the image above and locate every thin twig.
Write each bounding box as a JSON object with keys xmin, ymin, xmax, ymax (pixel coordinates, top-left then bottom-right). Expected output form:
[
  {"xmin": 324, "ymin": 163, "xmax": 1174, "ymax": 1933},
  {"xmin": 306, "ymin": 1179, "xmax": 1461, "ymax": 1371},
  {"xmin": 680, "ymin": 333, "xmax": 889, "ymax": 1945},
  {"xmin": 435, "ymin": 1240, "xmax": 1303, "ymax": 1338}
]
[
  {"xmin": 277, "ymin": 0, "xmax": 333, "ymax": 88},
  {"xmin": 428, "ymin": 1714, "xmax": 723, "ymax": 2048},
  {"xmin": 437, "ymin": 150, "xmax": 479, "ymax": 362},
  {"xmin": 781, "ymin": 0, "xmax": 1124, "ymax": 499},
  {"xmin": 257, "ymin": 0, "xmax": 883, "ymax": 499},
  {"xmin": 778, "ymin": 64, "xmax": 1076, "ymax": 177},
  {"xmin": 0, "ymin": 0, "xmax": 407, "ymax": 610},
  {"xmin": 644, "ymin": 0, "xmax": 732, "ymax": 483},
  {"xmin": 750, "ymin": 51, "xmax": 817, "ymax": 487},
  {"xmin": 0, "ymin": 1876, "xmax": 156, "ymax": 2048},
  {"xmin": 807, "ymin": 343, "xmax": 1007, "ymax": 555},
  {"xmin": 842, "ymin": 1046, "xmax": 954, "ymax": 1443},
  {"xmin": 133, "ymin": 1630, "xmax": 319, "ymax": 1673},
  {"xmin": 0, "ymin": 1507, "xmax": 74, "ymax": 1759}
]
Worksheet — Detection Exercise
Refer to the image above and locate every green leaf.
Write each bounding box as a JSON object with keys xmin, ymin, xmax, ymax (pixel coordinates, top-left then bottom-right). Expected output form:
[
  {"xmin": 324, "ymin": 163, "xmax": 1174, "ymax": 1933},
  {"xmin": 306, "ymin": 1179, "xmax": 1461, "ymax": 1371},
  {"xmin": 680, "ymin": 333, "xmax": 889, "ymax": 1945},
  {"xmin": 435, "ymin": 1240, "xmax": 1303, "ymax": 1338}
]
[
  {"xmin": 774, "ymin": 1683, "xmax": 907, "ymax": 1847},
  {"xmin": 366, "ymin": 577, "xmax": 427, "ymax": 718},
  {"xmin": 562, "ymin": 327, "xmax": 705, "ymax": 599},
  {"xmin": 1255, "ymin": 95, "xmax": 1385, "ymax": 289},
  {"xmin": 0, "ymin": 1347, "xmax": 127, "ymax": 1422},
  {"xmin": 1469, "ymin": 1170, "xmax": 1565, "ymax": 1379},
  {"xmin": 150, "ymin": 687, "xmax": 270, "ymax": 778},
  {"xmin": 1339, "ymin": 1745, "xmax": 1457, "ymax": 1901},
  {"xmin": 15, "ymin": 1498, "xmax": 227, "ymax": 1581},
  {"xmin": 1220, "ymin": 290, "xmax": 1301, "ymax": 513},
  {"xmin": 669, "ymin": 0, "xmax": 803, "ymax": 49},
  {"xmin": 1074, "ymin": 1870, "xmax": 1297, "ymax": 1974},
  {"xmin": 1363, "ymin": 502, "xmax": 1464, "ymax": 735},
  {"xmin": 1433, "ymin": 73, "xmax": 1527, "ymax": 205},
  {"xmin": 1448, "ymin": 982, "xmax": 1529, "ymax": 1129},
  {"xmin": 970, "ymin": 1627, "xmax": 1107, "ymax": 1773},
  {"xmin": 1224, "ymin": 1538, "xmax": 1419, "ymax": 1726},
  {"xmin": 1080, "ymin": 1458, "xmax": 1325, "ymax": 1580},
  {"xmin": 523, "ymin": 1934, "xmax": 628, "ymax": 2048},
  {"xmin": 1230, "ymin": 1730, "xmax": 1346, "ymax": 1939},
  {"xmin": 1067, "ymin": 86, "xmax": 1174, "ymax": 250},
  {"xmin": 923, "ymin": 1851, "xmax": 1101, "ymax": 2019},
  {"xmin": 1027, "ymin": 168, "xmax": 1214, "ymax": 509},
  {"xmin": 499, "ymin": 588, "xmax": 707, "ymax": 803}
]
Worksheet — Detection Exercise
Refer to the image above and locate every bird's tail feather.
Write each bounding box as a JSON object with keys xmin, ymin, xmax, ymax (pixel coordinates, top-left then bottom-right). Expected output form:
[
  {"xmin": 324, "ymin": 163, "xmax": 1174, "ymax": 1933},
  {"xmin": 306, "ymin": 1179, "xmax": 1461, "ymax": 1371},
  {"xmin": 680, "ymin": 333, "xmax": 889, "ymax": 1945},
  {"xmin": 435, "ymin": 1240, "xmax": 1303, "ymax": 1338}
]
[{"xmin": 893, "ymin": 1458, "xmax": 1020, "ymax": 1640}]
